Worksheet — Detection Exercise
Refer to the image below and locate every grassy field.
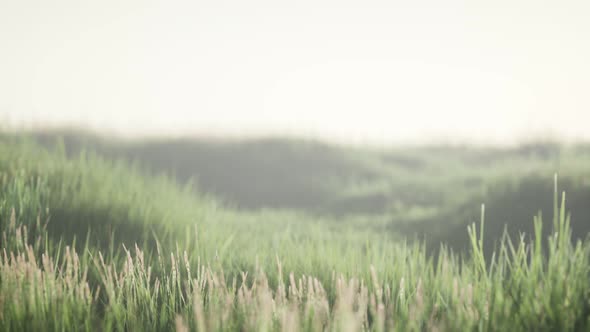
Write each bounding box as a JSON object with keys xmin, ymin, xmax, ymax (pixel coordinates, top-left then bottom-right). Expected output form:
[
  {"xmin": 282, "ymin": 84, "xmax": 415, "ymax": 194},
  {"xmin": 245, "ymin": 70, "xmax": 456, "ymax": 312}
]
[{"xmin": 1, "ymin": 132, "xmax": 590, "ymax": 331}]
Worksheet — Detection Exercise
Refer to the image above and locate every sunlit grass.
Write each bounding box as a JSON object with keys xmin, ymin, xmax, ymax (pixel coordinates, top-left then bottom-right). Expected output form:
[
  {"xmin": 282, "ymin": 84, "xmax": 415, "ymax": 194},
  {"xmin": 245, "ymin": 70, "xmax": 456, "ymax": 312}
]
[{"xmin": 1, "ymin": 138, "xmax": 590, "ymax": 331}]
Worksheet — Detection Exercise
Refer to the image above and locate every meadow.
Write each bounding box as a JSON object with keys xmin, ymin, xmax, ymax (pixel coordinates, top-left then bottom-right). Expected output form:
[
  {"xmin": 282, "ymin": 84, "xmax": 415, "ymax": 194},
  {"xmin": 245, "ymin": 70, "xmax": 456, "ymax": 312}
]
[{"xmin": 1, "ymin": 131, "xmax": 590, "ymax": 331}]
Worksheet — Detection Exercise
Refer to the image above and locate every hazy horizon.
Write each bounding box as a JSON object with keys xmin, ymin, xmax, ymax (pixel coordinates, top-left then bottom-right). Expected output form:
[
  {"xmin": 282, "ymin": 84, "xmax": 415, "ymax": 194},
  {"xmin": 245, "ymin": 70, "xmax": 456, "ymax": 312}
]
[{"xmin": 2, "ymin": 0, "xmax": 589, "ymax": 145}]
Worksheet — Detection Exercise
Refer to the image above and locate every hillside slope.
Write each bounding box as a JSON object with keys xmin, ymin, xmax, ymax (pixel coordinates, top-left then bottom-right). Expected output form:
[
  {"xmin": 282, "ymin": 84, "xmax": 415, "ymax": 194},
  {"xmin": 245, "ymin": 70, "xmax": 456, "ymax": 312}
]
[
  {"xmin": 2, "ymin": 134, "xmax": 590, "ymax": 330},
  {"xmin": 23, "ymin": 129, "xmax": 590, "ymax": 249}
]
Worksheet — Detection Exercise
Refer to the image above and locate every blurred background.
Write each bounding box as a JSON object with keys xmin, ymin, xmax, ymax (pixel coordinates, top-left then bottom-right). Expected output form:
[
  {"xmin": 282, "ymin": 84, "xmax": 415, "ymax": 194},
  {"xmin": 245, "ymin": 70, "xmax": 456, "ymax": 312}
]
[
  {"xmin": 2, "ymin": 0, "xmax": 590, "ymax": 144},
  {"xmin": 1, "ymin": 0, "xmax": 590, "ymax": 254}
]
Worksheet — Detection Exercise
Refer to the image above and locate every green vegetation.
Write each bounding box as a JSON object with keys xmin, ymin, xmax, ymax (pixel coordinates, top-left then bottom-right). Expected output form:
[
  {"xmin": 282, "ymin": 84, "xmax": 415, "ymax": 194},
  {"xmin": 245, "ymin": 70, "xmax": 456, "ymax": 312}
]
[
  {"xmin": 1, "ymin": 133, "xmax": 590, "ymax": 331},
  {"xmin": 23, "ymin": 129, "xmax": 590, "ymax": 252}
]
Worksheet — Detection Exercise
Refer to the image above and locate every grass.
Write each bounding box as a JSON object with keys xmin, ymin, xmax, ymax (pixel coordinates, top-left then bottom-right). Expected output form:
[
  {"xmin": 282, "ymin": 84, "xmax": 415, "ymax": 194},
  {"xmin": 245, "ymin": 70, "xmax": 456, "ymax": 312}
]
[
  {"xmin": 1, "ymin": 135, "xmax": 590, "ymax": 331},
  {"xmin": 19, "ymin": 129, "xmax": 590, "ymax": 250}
]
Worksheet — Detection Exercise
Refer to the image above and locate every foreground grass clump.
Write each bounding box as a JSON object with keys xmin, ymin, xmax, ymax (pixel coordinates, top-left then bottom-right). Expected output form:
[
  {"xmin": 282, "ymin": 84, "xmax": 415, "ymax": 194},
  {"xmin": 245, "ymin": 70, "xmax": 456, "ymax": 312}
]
[{"xmin": 1, "ymin": 138, "xmax": 590, "ymax": 331}]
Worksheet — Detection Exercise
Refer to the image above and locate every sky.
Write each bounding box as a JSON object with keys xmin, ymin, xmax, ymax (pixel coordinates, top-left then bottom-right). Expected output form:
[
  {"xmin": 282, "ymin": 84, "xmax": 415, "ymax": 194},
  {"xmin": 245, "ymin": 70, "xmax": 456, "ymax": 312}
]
[{"xmin": 1, "ymin": 0, "xmax": 589, "ymax": 145}]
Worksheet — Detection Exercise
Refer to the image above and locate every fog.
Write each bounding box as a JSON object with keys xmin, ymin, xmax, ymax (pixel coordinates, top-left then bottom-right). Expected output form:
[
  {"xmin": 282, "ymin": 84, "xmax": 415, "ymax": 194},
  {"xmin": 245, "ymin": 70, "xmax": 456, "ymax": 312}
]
[{"xmin": 1, "ymin": 0, "xmax": 589, "ymax": 145}]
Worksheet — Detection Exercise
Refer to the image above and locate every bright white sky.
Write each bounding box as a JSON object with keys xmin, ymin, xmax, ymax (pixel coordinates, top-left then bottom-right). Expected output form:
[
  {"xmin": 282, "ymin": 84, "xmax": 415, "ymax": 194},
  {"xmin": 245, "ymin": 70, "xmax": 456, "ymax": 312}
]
[{"xmin": 1, "ymin": 0, "xmax": 589, "ymax": 145}]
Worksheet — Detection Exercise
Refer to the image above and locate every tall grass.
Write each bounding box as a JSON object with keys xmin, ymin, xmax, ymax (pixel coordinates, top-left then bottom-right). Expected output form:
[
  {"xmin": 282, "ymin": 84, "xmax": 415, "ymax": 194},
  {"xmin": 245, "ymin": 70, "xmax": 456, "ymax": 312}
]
[{"xmin": 1, "ymin": 138, "xmax": 590, "ymax": 331}]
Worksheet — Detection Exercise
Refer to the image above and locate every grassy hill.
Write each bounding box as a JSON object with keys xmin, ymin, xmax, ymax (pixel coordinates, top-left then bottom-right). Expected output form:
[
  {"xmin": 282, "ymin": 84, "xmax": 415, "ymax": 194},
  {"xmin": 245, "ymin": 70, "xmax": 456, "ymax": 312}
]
[
  {"xmin": 1, "ymin": 131, "xmax": 590, "ymax": 331},
  {"xmin": 23, "ymin": 129, "xmax": 590, "ymax": 249}
]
